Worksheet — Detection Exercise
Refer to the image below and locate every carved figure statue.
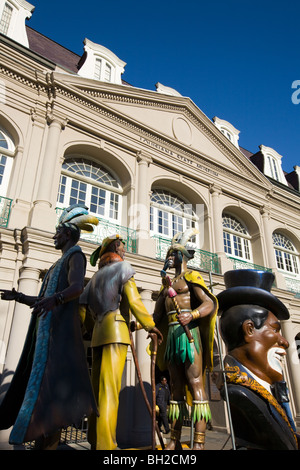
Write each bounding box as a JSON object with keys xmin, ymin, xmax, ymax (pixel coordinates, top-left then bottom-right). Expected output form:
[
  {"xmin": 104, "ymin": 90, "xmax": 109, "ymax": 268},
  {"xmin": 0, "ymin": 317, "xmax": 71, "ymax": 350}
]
[
  {"xmin": 79, "ymin": 234, "xmax": 162, "ymax": 450},
  {"xmin": 0, "ymin": 205, "xmax": 98, "ymax": 450},
  {"xmin": 217, "ymin": 269, "xmax": 299, "ymax": 450},
  {"xmin": 153, "ymin": 229, "xmax": 218, "ymax": 450}
]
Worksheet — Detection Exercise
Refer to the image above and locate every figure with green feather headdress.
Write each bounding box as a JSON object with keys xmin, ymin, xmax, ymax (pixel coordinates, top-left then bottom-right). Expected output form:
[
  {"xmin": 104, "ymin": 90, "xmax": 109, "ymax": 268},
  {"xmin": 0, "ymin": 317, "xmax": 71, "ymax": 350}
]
[{"xmin": 153, "ymin": 228, "xmax": 218, "ymax": 450}]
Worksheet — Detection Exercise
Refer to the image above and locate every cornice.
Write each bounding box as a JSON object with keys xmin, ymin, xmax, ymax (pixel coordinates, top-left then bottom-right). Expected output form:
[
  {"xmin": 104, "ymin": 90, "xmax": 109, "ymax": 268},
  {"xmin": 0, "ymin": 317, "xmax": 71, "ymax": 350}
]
[
  {"xmin": 55, "ymin": 74, "xmax": 271, "ymax": 181},
  {"xmin": 49, "ymin": 74, "xmax": 271, "ymax": 189}
]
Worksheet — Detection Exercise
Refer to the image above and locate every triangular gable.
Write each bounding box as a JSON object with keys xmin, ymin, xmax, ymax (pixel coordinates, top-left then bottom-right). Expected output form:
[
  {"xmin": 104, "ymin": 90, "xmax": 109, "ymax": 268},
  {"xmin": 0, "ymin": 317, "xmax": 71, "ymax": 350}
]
[{"xmin": 53, "ymin": 72, "xmax": 271, "ymax": 188}]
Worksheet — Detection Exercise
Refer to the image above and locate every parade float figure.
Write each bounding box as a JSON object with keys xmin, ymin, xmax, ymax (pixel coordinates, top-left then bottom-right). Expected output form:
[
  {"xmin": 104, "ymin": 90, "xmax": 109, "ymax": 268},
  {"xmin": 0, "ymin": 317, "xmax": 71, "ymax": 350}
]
[
  {"xmin": 217, "ymin": 269, "xmax": 299, "ymax": 450},
  {"xmin": 79, "ymin": 234, "xmax": 162, "ymax": 450},
  {"xmin": 0, "ymin": 205, "xmax": 98, "ymax": 450},
  {"xmin": 153, "ymin": 229, "xmax": 218, "ymax": 450}
]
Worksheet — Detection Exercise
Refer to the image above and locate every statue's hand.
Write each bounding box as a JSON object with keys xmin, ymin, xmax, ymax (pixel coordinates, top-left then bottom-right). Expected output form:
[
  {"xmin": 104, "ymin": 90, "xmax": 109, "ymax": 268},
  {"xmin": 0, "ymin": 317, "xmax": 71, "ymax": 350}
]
[
  {"xmin": 148, "ymin": 326, "xmax": 163, "ymax": 345},
  {"xmin": 31, "ymin": 295, "xmax": 57, "ymax": 318},
  {"xmin": 178, "ymin": 311, "xmax": 193, "ymax": 326},
  {"xmin": 0, "ymin": 288, "xmax": 19, "ymax": 301}
]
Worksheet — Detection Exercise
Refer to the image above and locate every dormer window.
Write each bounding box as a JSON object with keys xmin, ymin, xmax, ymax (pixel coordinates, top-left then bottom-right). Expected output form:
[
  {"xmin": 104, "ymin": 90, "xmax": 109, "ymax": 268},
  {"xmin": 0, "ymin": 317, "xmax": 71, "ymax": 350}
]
[
  {"xmin": 259, "ymin": 145, "xmax": 287, "ymax": 185},
  {"xmin": 267, "ymin": 155, "xmax": 279, "ymax": 181},
  {"xmin": 0, "ymin": 0, "xmax": 34, "ymax": 47},
  {"xmin": 78, "ymin": 38, "xmax": 126, "ymax": 85},
  {"xmin": 104, "ymin": 63, "xmax": 111, "ymax": 82},
  {"xmin": 213, "ymin": 117, "xmax": 240, "ymax": 148},
  {"xmin": 0, "ymin": 3, "xmax": 13, "ymax": 35},
  {"xmin": 94, "ymin": 58, "xmax": 102, "ymax": 80},
  {"xmin": 94, "ymin": 58, "xmax": 112, "ymax": 82},
  {"xmin": 221, "ymin": 129, "xmax": 233, "ymax": 142}
]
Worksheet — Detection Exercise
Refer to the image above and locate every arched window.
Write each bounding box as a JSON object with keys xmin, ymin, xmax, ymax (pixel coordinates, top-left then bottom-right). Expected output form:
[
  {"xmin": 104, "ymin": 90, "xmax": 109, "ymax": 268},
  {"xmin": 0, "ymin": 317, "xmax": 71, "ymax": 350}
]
[
  {"xmin": 273, "ymin": 232, "xmax": 299, "ymax": 275},
  {"xmin": 150, "ymin": 189, "xmax": 197, "ymax": 239},
  {"xmin": 57, "ymin": 157, "xmax": 122, "ymax": 223},
  {"xmin": 0, "ymin": 127, "xmax": 14, "ymax": 196},
  {"xmin": 222, "ymin": 213, "xmax": 251, "ymax": 260}
]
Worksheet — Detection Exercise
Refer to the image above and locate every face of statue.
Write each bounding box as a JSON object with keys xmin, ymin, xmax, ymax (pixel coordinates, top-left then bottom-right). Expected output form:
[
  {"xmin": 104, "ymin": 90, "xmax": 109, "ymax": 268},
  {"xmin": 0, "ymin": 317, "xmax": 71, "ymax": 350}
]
[
  {"xmin": 114, "ymin": 240, "xmax": 126, "ymax": 259},
  {"xmin": 242, "ymin": 311, "xmax": 289, "ymax": 384},
  {"xmin": 165, "ymin": 249, "xmax": 182, "ymax": 270},
  {"xmin": 53, "ymin": 226, "xmax": 71, "ymax": 251}
]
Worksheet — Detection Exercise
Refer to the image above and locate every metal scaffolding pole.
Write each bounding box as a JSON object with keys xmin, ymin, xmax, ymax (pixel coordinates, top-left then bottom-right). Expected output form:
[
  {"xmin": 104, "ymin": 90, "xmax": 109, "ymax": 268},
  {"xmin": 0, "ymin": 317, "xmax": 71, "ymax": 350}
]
[{"xmin": 209, "ymin": 271, "xmax": 236, "ymax": 450}]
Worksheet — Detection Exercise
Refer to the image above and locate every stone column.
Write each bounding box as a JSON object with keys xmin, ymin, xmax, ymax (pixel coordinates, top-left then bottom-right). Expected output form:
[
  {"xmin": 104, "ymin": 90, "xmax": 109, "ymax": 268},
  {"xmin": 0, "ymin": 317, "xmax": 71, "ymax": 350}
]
[
  {"xmin": 9, "ymin": 109, "xmax": 44, "ymax": 229},
  {"xmin": 260, "ymin": 205, "xmax": 286, "ymax": 289},
  {"xmin": 30, "ymin": 115, "xmax": 67, "ymax": 231},
  {"xmin": 3, "ymin": 266, "xmax": 41, "ymax": 375},
  {"xmin": 134, "ymin": 152, "xmax": 156, "ymax": 257},
  {"xmin": 209, "ymin": 185, "xmax": 232, "ymax": 274},
  {"xmin": 209, "ymin": 184, "xmax": 223, "ymax": 254},
  {"xmin": 131, "ymin": 288, "xmax": 154, "ymax": 447}
]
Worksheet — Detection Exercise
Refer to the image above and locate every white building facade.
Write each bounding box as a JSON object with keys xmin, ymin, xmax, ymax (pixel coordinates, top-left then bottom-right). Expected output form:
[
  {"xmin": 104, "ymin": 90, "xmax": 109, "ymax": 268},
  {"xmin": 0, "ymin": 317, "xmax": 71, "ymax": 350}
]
[{"xmin": 0, "ymin": 0, "xmax": 299, "ymax": 447}]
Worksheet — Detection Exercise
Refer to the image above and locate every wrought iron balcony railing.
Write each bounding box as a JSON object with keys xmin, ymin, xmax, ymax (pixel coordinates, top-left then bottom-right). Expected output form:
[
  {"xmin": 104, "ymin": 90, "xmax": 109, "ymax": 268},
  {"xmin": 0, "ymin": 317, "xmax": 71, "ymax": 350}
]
[
  {"xmin": 227, "ymin": 256, "xmax": 272, "ymax": 273},
  {"xmin": 284, "ymin": 276, "xmax": 300, "ymax": 295},
  {"xmin": 0, "ymin": 196, "xmax": 12, "ymax": 228}
]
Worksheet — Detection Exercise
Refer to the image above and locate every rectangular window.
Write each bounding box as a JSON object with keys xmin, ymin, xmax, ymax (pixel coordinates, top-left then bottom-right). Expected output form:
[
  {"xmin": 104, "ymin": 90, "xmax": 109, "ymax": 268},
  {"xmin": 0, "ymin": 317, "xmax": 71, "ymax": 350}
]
[
  {"xmin": 223, "ymin": 232, "xmax": 232, "ymax": 254},
  {"xmin": 90, "ymin": 186, "xmax": 106, "ymax": 216},
  {"xmin": 94, "ymin": 58, "xmax": 102, "ymax": 80},
  {"xmin": 284, "ymin": 252, "xmax": 293, "ymax": 272},
  {"xmin": 292, "ymin": 255, "xmax": 299, "ymax": 274},
  {"xmin": 0, "ymin": 3, "xmax": 13, "ymax": 35},
  {"xmin": 0, "ymin": 155, "xmax": 7, "ymax": 185},
  {"xmin": 268, "ymin": 156, "xmax": 279, "ymax": 181},
  {"xmin": 172, "ymin": 215, "xmax": 183, "ymax": 236},
  {"xmin": 104, "ymin": 63, "xmax": 112, "ymax": 82},
  {"xmin": 275, "ymin": 249, "xmax": 284, "ymax": 270},
  {"xmin": 150, "ymin": 206, "xmax": 153, "ymax": 231},
  {"xmin": 158, "ymin": 210, "xmax": 169, "ymax": 236},
  {"xmin": 57, "ymin": 175, "xmax": 67, "ymax": 204},
  {"xmin": 109, "ymin": 193, "xmax": 119, "ymax": 220},
  {"xmin": 243, "ymin": 238, "xmax": 251, "ymax": 260},
  {"xmin": 233, "ymin": 235, "xmax": 242, "ymax": 258},
  {"xmin": 69, "ymin": 179, "xmax": 87, "ymax": 206}
]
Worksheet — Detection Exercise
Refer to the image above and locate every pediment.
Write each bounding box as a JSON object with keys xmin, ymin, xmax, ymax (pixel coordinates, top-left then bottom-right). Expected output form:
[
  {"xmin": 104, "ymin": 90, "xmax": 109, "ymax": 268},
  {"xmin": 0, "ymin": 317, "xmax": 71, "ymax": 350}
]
[{"xmin": 54, "ymin": 72, "xmax": 271, "ymax": 188}]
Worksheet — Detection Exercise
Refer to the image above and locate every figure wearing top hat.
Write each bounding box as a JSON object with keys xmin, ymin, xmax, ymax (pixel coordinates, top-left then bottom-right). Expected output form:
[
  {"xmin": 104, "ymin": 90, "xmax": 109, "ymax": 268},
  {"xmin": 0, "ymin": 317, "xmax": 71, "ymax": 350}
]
[
  {"xmin": 79, "ymin": 234, "xmax": 162, "ymax": 450},
  {"xmin": 217, "ymin": 269, "xmax": 299, "ymax": 450}
]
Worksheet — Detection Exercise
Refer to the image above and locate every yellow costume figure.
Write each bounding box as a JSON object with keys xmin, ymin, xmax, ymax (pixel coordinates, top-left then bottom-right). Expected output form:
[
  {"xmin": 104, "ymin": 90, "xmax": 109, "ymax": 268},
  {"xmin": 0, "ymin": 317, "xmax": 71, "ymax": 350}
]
[{"xmin": 79, "ymin": 235, "xmax": 160, "ymax": 450}]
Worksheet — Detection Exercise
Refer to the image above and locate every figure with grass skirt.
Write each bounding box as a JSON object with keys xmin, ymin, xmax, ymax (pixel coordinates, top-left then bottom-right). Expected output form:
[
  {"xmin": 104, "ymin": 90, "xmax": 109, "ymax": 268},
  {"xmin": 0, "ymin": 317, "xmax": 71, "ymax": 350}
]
[{"xmin": 152, "ymin": 229, "xmax": 218, "ymax": 450}]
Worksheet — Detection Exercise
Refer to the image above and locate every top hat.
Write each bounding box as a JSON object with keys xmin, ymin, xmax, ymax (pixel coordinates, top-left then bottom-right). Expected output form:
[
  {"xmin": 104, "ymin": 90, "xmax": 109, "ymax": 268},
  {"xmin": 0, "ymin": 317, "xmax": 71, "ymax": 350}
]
[
  {"xmin": 90, "ymin": 234, "xmax": 123, "ymax": 266},
  {"xmin": 217, "ymin": 269, "xmax": 289, "ymax": 320}
]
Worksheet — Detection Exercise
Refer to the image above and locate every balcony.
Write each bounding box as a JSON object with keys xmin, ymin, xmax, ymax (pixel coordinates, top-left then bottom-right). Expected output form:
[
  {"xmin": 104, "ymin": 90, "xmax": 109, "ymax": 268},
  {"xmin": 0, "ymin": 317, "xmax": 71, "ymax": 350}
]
[
  {"xmin": 153, "ymin": 235, "xmax": 220, "ymax": 273},
  {"xmin": 55, "ymin": 208, "xmax": 137, "ymax": 254},
  {"xmin": 0, "ymin": 196, "xmax": 12, "ymax": 227},
  {"xmin": 284, "ymin": 276, "xmax": 300, "ymax": 295},
  {"xmin": 227, "ymin": 256, "xmax": 272, "ymax": 273}
]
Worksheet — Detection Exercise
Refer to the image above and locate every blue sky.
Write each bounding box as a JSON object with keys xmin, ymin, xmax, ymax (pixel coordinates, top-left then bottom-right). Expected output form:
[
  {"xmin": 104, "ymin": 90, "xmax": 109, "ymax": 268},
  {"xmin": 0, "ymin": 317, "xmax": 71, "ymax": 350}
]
[{"xmin": 27, "ymin": 0, "xmax": 300, "ymax": 173}]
